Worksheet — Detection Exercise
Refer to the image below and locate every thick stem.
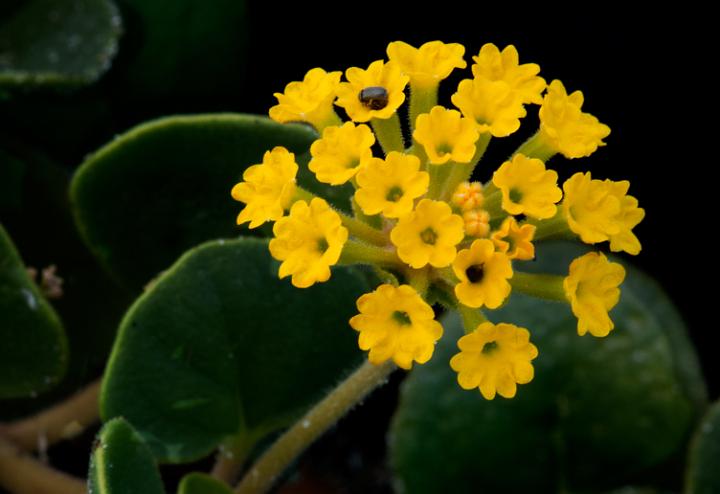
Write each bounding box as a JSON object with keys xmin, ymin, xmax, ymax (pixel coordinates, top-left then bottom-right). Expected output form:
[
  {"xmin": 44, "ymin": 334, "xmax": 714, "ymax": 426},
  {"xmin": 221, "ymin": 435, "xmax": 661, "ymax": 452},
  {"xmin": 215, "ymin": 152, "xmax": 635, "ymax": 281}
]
[
  {"xmin": 212, "ymin": 453, "xmax": 246, "ymax": 485},
  {"xmin": 234, "ymin": 360, "xmax": 395, "ymax": 494},
  {"xmin": 340, "ymin": 213, "xmax": 388, "ymax": 246},
  {"xmin": 514, "ymin": 131, "xmax": 557, "ymax": 162},
  {"xmin": 510, "ymin": 271, "xmax": 567, "ymax": 302},
  {"xmin": 409, "ymin": 83, "xmax": 438, "ymax": 133},
  {"xmin": 531, "ymin": 208, "xmax": 573, "ymax": 241},
  {"xmin": 0, "ymin": 437, "xmax": 85, "ymax": 494},
  {"xmin": 439, "ymin": 133, "xmax": 491, "ymax": 201},
  {"xmin": 0, "ymin": 379, "xmax": 101, "ymax": 452},
  {"xmin": 371, "ymin": 114, "xmax": 405, "ymax": 155},
  {"xmin": 457, "ymin": 305, "xmax": 487, "ymax": 334},
  {"xmin": 340, "ymin": 240, "xmax": 401, "ymax": 268}
]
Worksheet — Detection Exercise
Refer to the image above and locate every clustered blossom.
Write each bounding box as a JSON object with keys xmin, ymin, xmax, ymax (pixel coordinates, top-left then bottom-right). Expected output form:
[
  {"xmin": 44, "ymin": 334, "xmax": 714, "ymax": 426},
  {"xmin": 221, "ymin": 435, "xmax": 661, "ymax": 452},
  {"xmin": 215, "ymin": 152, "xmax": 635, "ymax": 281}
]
[{"xmin": 232, "ymin": 40, "xmax": 643, "ymax": 399}]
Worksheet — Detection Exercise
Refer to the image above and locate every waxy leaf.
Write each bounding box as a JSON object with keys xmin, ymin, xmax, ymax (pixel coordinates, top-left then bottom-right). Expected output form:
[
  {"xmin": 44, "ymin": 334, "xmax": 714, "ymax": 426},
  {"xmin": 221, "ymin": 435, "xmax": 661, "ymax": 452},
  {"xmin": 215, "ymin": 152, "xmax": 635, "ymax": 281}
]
[
  {"xmin": 685, "ymin": 400, "xmax": 720, "ymax": 494},
  {"xmin": 101, "ymin": 238, "xmax": 367, "ymax": 462},
  {"xmin": 390, "ymin": 242, "xmax": 706, "ymax": 494},
  {"xmin": 71, "ymin": 114, "xmax": 349, "ymax": 291},
  {"xmin": 0, "ymin": 0, "xmax": 121, "ymax": 89},
  {"xmin": 88, "ymin": 418, "xmax": 165, "ymax": 494},
  {"xmin": 0, "ymin": 224, "xmax": 68, "ymax": 398}
]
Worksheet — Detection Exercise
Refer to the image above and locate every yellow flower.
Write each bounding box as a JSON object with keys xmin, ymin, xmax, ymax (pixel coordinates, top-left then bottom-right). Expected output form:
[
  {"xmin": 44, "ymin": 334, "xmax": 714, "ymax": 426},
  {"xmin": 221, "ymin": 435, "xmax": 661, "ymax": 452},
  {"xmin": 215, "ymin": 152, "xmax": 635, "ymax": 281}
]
[
  {"xmin": 562, "ymin": 172, "xmax": 644, "ymax": 254},
  {"xmin": 309, "ymin": 122, "xmax": 375, "ymax": 185},
  {"xmin": 539, "ymin": 80, "xmax": 611, "ymax": 159},
  {"xmin": 350, "ymin": 284, "xmax": 443, "ymax": 369},
  {"xmin": 450, "ymin": 322, "xmax": 538, "ymax": 399},
  {"xmin": 563, "ymin": 252, "xmax": 625, "ymax": 337},
  {"xmin": 491, "ymin": 217, "xmax": 536, "ymax": 260},
  {"xmin": 413, "ymin": 106, "xmax": 479, "ymax": 164},
  {"xmin": 269, "ymin": 68, "xmax": 341, "ymax": 129},
  {"xmin": 231, "ymin": 146, "xmax": 298, "ymax": 228},
  {"xmin": 452, "ymin": 239, "xmax": 513, "ymax": 308},
  {"xmin": 471, "ymin": 43, "xmax": 546, "ymax": 105},
  {"xmin": 492, "ymin": 153, "xmax": 562, "ymax": 219},
  {"xmin": 463, "ymin": 209, "xmax": 490, "ymax": 237},
  {"xmin": 451, "ymin": 77, "xmax": 526, "ymax": 137},
  {"xmin": 354, "ymin": 152, "xmax": 429, "ymax": 218},
  {"xmin": 606, "ymin": 181, "xmax": 645, "ymax": 256},
  {"xmin": 386, "ymin": 40, "xmax": 466, "ymax": 89},
  {"xmin": 269, "ymin": 198, "xmax": 348, "ymax": 288},
  {"xmin": 452, "ymin": 181, "xmax": 484, "ymax": 211},
  {"xmin": 391, "ymin": 199, "xmax": 464, "ymax": 268},
  {"xmin": 335, "ymin": 60, "xmax": 409, "ymax": 122}
]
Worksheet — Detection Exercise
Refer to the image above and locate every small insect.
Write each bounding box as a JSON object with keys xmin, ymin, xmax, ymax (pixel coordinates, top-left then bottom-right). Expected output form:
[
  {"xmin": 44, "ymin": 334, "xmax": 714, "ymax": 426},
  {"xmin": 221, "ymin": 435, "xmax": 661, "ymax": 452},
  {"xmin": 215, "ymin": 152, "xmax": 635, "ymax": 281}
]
[{"xmin": 359, "ymin": 86, "xmax": 389, "ymax": 110}]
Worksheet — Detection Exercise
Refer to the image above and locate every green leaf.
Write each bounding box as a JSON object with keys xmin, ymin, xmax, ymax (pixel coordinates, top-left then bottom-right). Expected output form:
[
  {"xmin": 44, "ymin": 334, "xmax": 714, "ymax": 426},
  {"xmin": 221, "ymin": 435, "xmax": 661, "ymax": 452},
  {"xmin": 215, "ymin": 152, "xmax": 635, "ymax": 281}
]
[
  {"xmin": 101, "ymin": 237, "xmax": 368, "ymax": 462},
  {"xmin": 178, "ymin": 473, "xmax": 233, "ymax": 494},
  {"xmin": 0, "ymin": 224, "xmax": 68, "ymax": 398},
  {"xmin": 0, "ymin": 0, "xmax": 121, "ymax": 89},
  {"xmin": 390, "ymin": 242, "xmax": 706, "ymax": 494},
  {"xmin": 71, "ymin": 114, "xmax": 338, "ymax": 291},
  {"xmin": 113, "ymin": 0, "xmax": 247, "ymax": 102},
  {"xmin": 0, "ymin": 147, "xmax": 130, "ymax": 419},
  {"xmin": 685, "ymin": 400, "xmax": 720, "ymax": 494},
  {"xmin": 88, "ymin": 418, "xmax": 165, "ymax": 494}
]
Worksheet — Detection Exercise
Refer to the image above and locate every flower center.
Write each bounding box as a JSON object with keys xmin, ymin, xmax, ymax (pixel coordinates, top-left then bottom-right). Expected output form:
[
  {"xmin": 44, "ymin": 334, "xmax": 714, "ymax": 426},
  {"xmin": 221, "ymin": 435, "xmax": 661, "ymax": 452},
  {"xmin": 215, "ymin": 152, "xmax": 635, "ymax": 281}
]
[
  {"xmin": 436, "ymin": 143, "xmax": 452, "ymax": 155},
  {"xmin": 465, "ymin": 264, "xmax": 484, "ymax": 283},
  {"xmin": 359, "ymin": 86, "xmax": 389, "ymax": 110},
  {"xmin": 392, "ymin": 310, "xmax": 412, "ymax": 325},
  {"xmin": 420, "ymin": 227, "xmax": 438, "ymax": 245},
  {"xmin": 317, "ymin": 238, "xmax": 329, "ymax": 254},
  {"xmin": 386, "ymin": 186, "xmax": 404, "ymax": 202},
  {"xmin": 509, "ymin": 187, "xmax": 523, "ymax": 204},
  {"xmin": 481, "ymin": 340, "xmax": 499, "ymax": 354}
]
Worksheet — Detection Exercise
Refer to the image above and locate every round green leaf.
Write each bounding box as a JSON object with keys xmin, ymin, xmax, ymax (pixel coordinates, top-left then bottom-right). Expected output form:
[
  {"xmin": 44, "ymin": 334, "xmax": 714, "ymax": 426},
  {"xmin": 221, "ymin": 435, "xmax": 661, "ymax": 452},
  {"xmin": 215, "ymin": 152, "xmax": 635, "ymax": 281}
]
[
  {"xmin": 89, "ymin": 418, "xmax": 165, "ymax": 494},
  {"xmin": 685, "ymin": 400, "xmax": 720, "ymax": 494},
  {"xmin": 71, "ymin": 114, "xmax": 335, "ymax": 291},
  {"xmin": 390, "ymin": 242, "xmax": 706, "ymax": 494},
  {"xmin": 0, "ymin": 224, "xmax": 68, "ymax": 398},
  {"xmin": 178, "ymin": 473, "xmax": 232, "ymax": 494},
  {"xmin": 100, "ymin": 237, "xmax": 367, "ymax": 462},
  {"xmin": 0, "ymin": 0, "xmax": 121, "ymax": 89}
]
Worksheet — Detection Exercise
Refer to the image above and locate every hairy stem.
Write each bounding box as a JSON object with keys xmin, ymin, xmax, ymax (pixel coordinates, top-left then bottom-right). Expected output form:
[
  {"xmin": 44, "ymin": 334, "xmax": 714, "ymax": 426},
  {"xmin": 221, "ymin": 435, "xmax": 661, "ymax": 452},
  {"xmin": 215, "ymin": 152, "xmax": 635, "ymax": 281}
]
[
  {"xmin": 0, "ymin": 436, "xmax": 85, "ymax": 494},
  {"xmin": 0, "ymin": 379, "xmax": 101, "ymax": 452},
  {"xmin": 234, "ymin": 360, "xmax": 395, "ymax": 494}
]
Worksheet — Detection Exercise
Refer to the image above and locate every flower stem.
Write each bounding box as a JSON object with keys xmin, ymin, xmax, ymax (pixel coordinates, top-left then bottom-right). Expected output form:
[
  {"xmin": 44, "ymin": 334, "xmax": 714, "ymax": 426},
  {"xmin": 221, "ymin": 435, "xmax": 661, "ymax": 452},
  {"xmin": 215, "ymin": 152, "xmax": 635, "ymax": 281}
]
[
  {"xmin": 409, "ymin": 83, "xmax": 437, "ymax": 132},
  {"xmin": 531, "ymin": 209, "xmax": 573, "ymax": 241},
  {"xmin": 439, "ymin": 133, "xmax": 491, "ymax": 201},
  {"xmin": 510, "ymin": 271, "xmax": 567, "ymax": 302},
  {"xmin": 340, "ymin": 214, "xmax": 388, "ymax": 246},
  {"xmin": 0, "ymin": 436, "xmax": 85, "ymax": 494},
  {"xmin": 457, "ymin": 305, "xmax": 487, "ymax": 334},
  {"xmin": 371, "ymin": 114, "xmax": 405, "ymax": 155},
  {"xmin": 514, "ymin": 131, "xmax": 557, "ymax": 162},
  {"xmin": 233, "ymin": 360, "xmax": 396, "ymax": 494},
  {"xmin": 340, "ymin": 240, "xmax": 400, "ymax": 268},
  {"xmin": 0, "ymin": 379, "xmax": 100, "ymax": 452}
]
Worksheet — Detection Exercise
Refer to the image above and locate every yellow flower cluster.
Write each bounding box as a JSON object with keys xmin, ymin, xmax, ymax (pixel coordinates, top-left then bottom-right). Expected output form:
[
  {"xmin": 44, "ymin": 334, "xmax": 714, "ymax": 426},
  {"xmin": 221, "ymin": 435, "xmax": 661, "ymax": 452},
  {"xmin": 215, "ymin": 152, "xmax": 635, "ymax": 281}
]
[{"xmin": 231, "ymin": 40, "xmax": 643, "ymax": 398}]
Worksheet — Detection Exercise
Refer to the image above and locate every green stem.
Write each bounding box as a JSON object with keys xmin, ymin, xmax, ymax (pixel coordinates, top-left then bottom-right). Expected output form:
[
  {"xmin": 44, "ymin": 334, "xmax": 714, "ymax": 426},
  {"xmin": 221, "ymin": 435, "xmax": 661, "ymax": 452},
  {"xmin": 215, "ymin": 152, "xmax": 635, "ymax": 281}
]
[
  {"xmin": 439, "ymin": 133, "xmax": 491, "ymax": 201},
  {"xmin": 233, "ymin": 360, "xmax": 396, "ymax": 494},
  {"xmin": 371, "ymin": 114, "xmax": 405, "ymax": 155},
  {"xmin": 531, "ymin": 209, "xmax": 573, "ymax": 241},
  {"xmin": 514, "ymin": 131, "xmax": 557, "ymax": 162},
  {"xmin": 407, "ymin": 267, "xmax": 430, "ymax": 297},
  {"xmin": 340, "ymin": 240, "xmax": 400, "ymax": 268},
  {"xmin": 457, "ymin": 305, "xmax": 487, "ymax": 334},
  {"xmin": 510, "ymin": 271, "xmax": 567, "ymax": 302},
  {"xmin": 409, "ymin": 83, "xmax": 438, "ymax": 132}
]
